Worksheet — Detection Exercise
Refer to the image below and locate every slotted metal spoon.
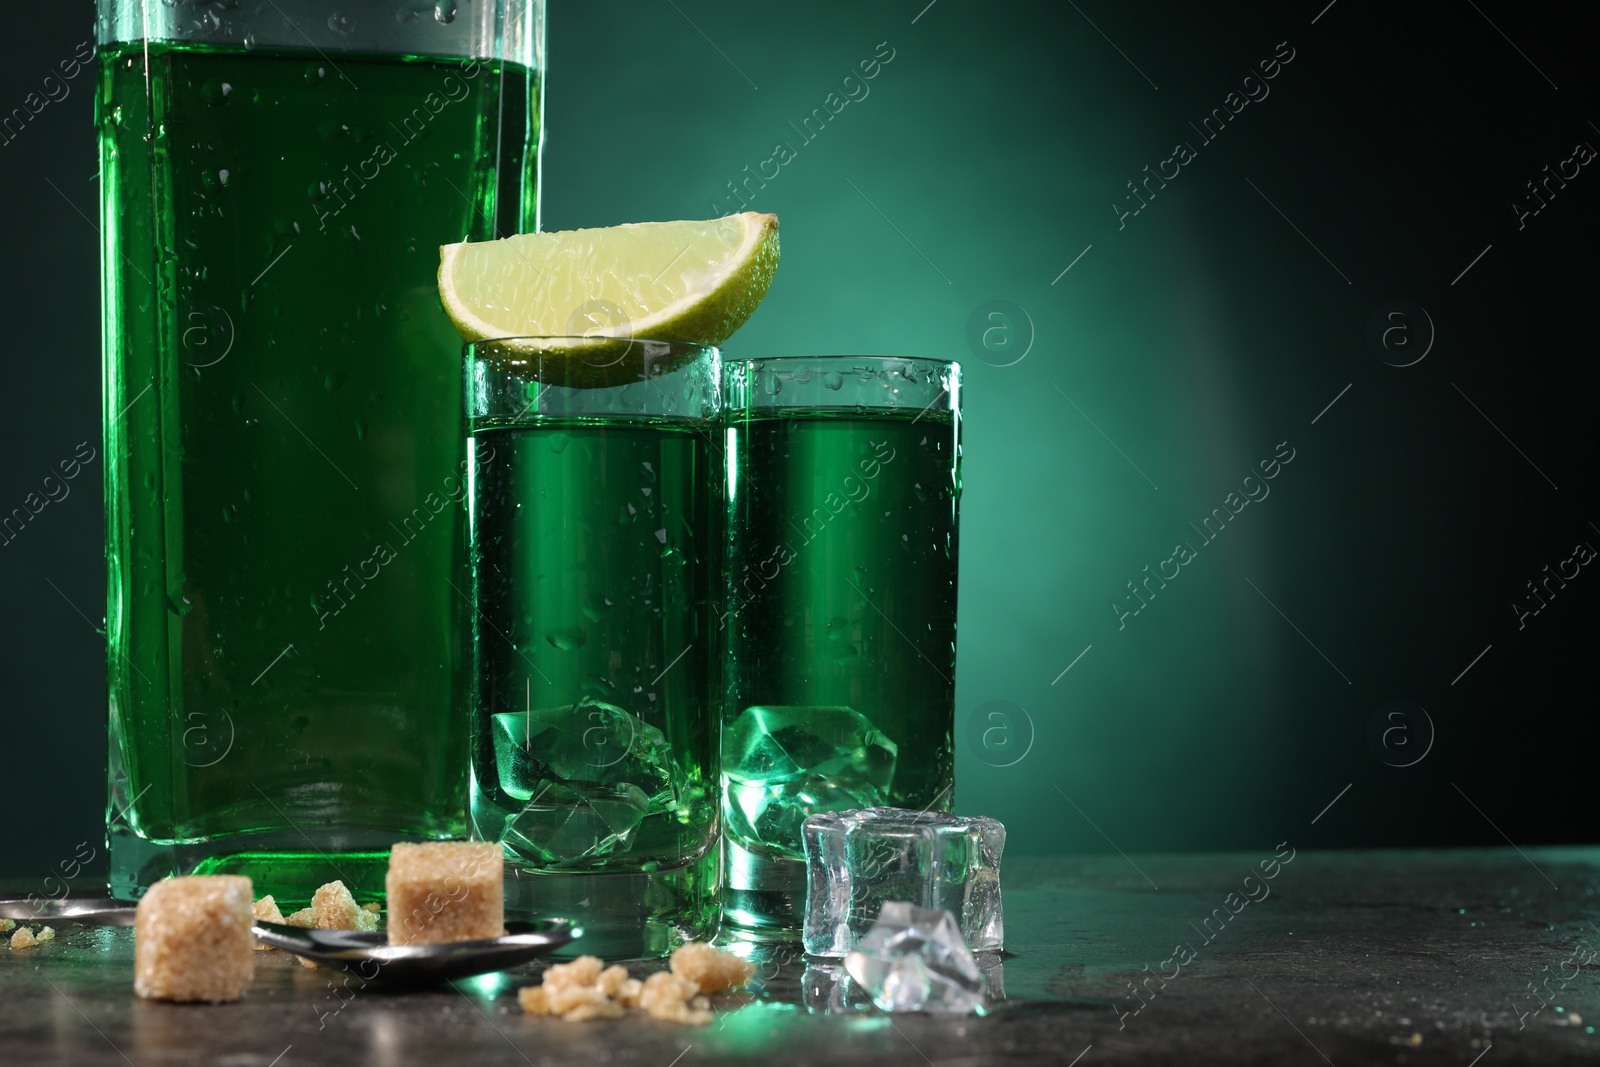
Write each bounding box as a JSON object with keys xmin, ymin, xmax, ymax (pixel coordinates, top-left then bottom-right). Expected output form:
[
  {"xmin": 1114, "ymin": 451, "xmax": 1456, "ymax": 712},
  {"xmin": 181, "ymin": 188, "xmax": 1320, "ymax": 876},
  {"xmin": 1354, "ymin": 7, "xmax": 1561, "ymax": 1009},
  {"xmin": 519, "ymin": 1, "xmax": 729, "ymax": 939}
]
[{"xmin": 0, "ymin": 898, "xmax": 577, "ymax": 984}]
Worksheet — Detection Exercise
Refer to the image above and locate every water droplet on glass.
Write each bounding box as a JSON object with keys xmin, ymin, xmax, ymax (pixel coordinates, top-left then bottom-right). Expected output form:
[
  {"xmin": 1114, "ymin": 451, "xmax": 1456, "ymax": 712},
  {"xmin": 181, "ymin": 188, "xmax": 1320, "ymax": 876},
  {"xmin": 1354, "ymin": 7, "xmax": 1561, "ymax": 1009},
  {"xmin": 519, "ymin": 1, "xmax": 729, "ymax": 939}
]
[
  {"xmin": 654, "ymin": 529, "xmax": 668, "ymax": 544},
  {"xmin": 823, "ymin": 370, "xmax": 844, "ymax": 390},
  {"xmin": 547, "ymin": 433, "xmax": 569, "ymax": 454},
  {"xmin": 199, "ymin": 79, "xmax": 230, "ymax": 106},
  {"xmin": 354, "ymin": 418, "xmax": 368, "ymax": 440},
  {"xmin": 328, "ymin": 12, "xmax": 355, "ymax": 35},
  {"xmin": 435, "ymin": 0, "xmax": 459, "ymax": 24},
  {"xmin": 545, "ymin": 627, "xmax": 587, "ymax": 651},
  {"xmin": 324, "ymin": 371, "xmax": 347, "ymax": 391}
]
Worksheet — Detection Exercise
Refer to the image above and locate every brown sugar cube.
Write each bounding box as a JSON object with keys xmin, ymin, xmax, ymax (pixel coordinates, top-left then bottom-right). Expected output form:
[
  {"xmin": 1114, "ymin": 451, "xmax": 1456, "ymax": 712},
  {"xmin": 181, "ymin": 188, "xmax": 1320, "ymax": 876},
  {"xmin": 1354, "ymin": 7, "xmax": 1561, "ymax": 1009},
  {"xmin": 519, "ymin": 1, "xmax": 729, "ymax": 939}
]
[
  {"xmin": 10, "ymin": 926, "xmax": 36, "ymax": 949},
  {"xmin": 670, "ymin": 942, "xmax": 755, "ymax": 994},
  {"xmin": 134, "ymin": 875, "xmax": 255, "ymax": 1002},
  {"xmin": 386, "ymin": 842, "xmax": 503, "ymax": 945}
]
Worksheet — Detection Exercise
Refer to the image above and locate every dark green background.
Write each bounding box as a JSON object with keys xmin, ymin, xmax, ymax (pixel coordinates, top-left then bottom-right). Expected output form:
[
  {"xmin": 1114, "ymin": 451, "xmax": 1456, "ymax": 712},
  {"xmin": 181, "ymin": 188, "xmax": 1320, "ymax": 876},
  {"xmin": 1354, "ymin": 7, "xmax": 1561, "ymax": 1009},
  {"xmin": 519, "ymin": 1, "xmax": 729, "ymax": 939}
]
[{"xmin": 2, "ymin": 1, "xmax": 1595, "ymax": 880}]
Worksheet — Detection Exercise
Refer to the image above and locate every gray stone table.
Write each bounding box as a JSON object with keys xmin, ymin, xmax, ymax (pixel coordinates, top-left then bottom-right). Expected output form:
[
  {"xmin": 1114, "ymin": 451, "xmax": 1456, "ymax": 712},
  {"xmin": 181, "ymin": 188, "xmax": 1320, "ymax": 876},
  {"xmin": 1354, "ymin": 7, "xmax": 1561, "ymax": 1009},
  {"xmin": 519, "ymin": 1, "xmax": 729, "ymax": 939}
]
[{"xmin": 2, "ymin": 848, "xmax": 1596, "ymax": 1065}]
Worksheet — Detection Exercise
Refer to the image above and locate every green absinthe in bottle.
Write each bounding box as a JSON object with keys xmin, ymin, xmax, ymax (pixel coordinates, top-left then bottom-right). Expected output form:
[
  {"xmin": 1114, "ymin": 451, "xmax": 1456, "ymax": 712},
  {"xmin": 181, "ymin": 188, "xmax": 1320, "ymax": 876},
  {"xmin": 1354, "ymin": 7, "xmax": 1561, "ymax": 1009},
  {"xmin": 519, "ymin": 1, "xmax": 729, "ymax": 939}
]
[{"xmin": 100, "ymin": 42, "xmax": 538, "ymax": 902}]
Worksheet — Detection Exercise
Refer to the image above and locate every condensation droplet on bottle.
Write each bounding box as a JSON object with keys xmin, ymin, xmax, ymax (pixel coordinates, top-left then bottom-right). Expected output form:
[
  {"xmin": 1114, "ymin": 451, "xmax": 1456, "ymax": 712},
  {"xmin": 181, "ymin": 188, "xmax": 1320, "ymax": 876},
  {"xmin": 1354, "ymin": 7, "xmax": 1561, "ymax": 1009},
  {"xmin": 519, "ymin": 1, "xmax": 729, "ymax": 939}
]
[
  {"xmin": 544, "ymin": 627, "xmax": 587, "ymax": 651},
  {"xmin": 435, "ymin": 0, "xmax": 459, "ymax": 24},
  {"xmin": 823, "ymin": 370, "xmax": 844, "ymax": 390},
  {"xmin": 328, "ymin": 12, "xmax": 355, "ymax": 35}
]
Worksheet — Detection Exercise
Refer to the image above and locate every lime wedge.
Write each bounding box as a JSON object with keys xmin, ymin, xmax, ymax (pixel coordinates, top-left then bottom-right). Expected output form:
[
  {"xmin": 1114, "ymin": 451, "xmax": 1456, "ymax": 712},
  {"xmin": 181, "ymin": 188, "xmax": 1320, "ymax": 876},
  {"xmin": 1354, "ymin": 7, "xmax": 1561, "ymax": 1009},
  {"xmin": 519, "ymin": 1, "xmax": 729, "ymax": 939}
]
[{"xmin": 439, "ymin": 213, "xmax": 779, "ymax": 355}]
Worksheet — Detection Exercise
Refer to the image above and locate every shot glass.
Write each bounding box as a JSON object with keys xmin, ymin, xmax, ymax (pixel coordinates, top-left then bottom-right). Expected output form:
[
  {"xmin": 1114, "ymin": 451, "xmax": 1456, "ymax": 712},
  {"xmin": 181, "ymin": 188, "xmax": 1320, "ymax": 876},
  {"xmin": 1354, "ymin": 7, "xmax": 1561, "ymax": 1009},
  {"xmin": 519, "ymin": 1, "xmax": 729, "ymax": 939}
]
[
  {"xmin": 720, "ymin": 356, "xmax": 963, "ymax": 933},
  {"xmin": 465, "ymin": 338, "xmax": 722, "ymax": 956}
]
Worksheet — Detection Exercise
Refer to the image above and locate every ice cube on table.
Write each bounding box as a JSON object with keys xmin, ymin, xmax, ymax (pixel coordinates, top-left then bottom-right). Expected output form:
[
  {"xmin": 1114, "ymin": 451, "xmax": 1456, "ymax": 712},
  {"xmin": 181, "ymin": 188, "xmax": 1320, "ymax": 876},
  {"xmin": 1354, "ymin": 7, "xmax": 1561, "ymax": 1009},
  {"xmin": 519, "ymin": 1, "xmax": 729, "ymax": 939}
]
[
  {"xmin": 805, "ymin": 954, "xmax": 1004, "ymax": 1015},
  {"xmin": 802, "ymin": 960, "xmax": 868, "ymax": 1014},
  {"xmin": 722, "ymin": 706, "xmax": 897, "ymax": 858},
  {"xmin": 843, "ymin": 902, "xmax": 985, "ymax": 1015},
  {"xmin": 802, "ymin": 807, "xmax": 1004, "ymax": 957}
]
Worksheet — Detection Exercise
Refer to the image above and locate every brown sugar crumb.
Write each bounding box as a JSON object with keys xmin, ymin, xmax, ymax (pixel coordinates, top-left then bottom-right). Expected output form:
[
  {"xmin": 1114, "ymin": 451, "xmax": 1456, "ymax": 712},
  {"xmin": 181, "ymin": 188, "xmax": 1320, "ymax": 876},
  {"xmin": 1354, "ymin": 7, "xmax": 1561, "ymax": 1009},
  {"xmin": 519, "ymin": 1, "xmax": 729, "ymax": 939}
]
[
  {"xmin": 10, "ymin": 926, "xmax": 37, "ymax": 949},
  {"xmin": 518, "ymin": 945, "xmax": 748, "ymax": 1026},
  {"xmin": 253, "ymin": 895, "xmax": 286, "ymax": 923},
  {"xmin": 271, "ymin": 882, "xmax": 378, "ymax": 968},
  {"xmin": 133, "ymin": 875, "xmax": 255, "ymax": 1002},
  {"xmin": 0, "ymin": 919, "xmax": 14, "ymax": 933},
  {"xmin": 595, "ymin": 964, "xmax": 631, "ymax": 998},
  {"xmin": 539, "ymin": 955, "xmax": 624, "ymax": 1020},
  {"xmin": 616, "ymin": 978, "xmax": 645, "ymax": 1009},
  {"xmin": 312, "ymin": 881, "xmax": 378, "ymax": 932},
  {"xmin": 639, "ymin": 971, "xmax": 713, "ymax": 1025},
  {"xmin": 252, "ymin": 895, "xmax": 286, "ymax": 951},
  {"xmin": 516, "ymin": 955, "xmax": 640, "ymax": 1023},
  {"xmin": 361, "ymin": 902, "xmax": 381, "ymax": 915},
  {"xmin": 670, "ymin": 941, "xmax": 755, "ymax": 994},
  {"xmin": 37, "ymin": 927, "xmax": 55, "ymax": 942}
]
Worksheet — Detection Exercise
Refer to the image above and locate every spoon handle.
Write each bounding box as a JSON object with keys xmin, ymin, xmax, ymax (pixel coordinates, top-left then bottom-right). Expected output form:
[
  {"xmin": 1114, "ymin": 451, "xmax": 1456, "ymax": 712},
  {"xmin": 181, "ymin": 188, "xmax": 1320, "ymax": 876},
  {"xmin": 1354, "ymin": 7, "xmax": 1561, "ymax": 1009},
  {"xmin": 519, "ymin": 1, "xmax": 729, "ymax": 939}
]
[{"xmin": 0, "ymin": 897, "xmax": 139, "ymax": 926}]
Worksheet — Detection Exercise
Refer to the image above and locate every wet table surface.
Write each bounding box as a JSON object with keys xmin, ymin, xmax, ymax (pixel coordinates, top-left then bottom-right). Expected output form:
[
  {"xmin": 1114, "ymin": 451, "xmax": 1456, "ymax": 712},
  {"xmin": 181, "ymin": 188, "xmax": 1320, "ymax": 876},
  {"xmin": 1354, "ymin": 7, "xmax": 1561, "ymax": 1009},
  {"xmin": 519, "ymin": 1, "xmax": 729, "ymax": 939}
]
[{"xmin": 2, "ymin": 848, "xmax": 1597, "ymax": 1066}]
